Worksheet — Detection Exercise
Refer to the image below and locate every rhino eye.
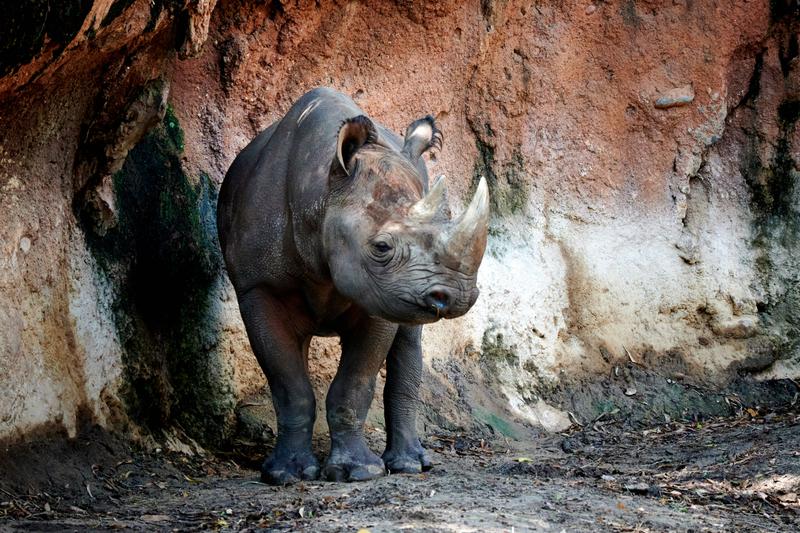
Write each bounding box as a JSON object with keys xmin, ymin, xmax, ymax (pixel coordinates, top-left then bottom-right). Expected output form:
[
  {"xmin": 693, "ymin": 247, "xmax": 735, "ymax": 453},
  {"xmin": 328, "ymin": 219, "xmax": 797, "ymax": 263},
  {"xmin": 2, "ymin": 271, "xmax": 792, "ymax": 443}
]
[{"xmin": 372, "ymin": 241, "xmax": 393, "ymax": 254}]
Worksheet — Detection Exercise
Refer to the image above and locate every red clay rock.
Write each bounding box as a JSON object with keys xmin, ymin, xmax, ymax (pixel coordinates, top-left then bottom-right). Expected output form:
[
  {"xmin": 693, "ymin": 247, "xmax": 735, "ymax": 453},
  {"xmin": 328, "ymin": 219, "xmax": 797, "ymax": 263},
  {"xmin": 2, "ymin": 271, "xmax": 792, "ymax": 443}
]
[{"xmin": 1, "ymin": 1, "xmax": 798, "ymax": 442}]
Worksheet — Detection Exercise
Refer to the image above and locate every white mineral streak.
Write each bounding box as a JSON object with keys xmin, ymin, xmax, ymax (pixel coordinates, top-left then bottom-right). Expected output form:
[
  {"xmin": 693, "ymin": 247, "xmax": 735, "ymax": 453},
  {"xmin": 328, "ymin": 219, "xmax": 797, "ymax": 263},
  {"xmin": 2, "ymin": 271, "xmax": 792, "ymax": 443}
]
[{"xmin": 67, "ymin": 233, "xmax": 125, "ymax": 430}]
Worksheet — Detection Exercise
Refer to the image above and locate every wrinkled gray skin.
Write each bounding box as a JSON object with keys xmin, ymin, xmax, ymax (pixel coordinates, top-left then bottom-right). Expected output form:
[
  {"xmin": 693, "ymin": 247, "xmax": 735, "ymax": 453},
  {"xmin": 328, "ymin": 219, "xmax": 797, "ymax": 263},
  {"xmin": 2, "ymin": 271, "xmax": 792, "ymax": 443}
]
[{"xmin": 217, "ymin": 88, "xmax": 488, "ymax": 484}]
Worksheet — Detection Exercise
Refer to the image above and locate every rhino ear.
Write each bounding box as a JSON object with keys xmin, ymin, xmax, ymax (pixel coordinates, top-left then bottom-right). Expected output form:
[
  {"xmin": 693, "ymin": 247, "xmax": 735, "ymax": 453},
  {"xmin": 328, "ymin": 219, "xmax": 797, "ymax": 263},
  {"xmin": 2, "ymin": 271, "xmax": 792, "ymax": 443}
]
[
  {"xmin": 336, "ymin": 115, "xmax": 378, "ymax": 175},
  {"xmin": 402, "ymin": 115, "xmax": 443, "ymax": 161}
]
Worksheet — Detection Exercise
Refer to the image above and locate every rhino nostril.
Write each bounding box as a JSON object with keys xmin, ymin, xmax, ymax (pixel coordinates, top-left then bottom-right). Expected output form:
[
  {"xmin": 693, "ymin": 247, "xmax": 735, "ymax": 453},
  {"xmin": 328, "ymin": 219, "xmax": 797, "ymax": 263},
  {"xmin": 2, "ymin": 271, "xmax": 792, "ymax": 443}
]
[{"xmin": 426, "ymin": 290, "xmax": 450, "ymax": 311}]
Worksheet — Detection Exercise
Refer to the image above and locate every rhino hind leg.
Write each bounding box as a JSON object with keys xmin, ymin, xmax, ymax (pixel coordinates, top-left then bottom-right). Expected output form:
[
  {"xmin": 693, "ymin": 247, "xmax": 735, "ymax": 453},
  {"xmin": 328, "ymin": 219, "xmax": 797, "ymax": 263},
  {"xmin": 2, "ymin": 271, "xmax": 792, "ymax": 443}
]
[
  {"xmin": 382, "ymin": 325, "xmax": 433, "ymax": 474},
  {"xmin": 236, "ymin": 286, "xmax": 320, "ymax": 485},
  {"xmin": 322, "ymin": 317, "xmax": 399, "ymax": 482}
]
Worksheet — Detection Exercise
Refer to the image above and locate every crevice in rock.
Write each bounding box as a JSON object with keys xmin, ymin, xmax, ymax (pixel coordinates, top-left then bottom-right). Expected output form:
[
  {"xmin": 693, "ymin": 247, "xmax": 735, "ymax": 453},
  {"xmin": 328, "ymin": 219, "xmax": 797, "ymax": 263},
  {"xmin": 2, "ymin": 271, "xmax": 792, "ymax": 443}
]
[
  {"xmin": 676, "ymin": 175, "xmax": 709, "ymax": 265},
  {"xmin": 75, "ymin": 78, "xmax": 171, "ymax": 237},
  {"xmin": 778, "ymin": 30, "xmax": 798, "ymax": 77},
  {"xmin": 0, "ymin": 0, "xmax": 93, "ymax": 78},
  {"xmin": 467, "ymin": 117, "xmax": 528, "ymax": 218},
  {"xmin": 739, "ymin": 49, "xmax": 765, "ymax": 110},
  {"xmin": 101, "ymin": 0, "xmax": 137, "ymax": 28}
]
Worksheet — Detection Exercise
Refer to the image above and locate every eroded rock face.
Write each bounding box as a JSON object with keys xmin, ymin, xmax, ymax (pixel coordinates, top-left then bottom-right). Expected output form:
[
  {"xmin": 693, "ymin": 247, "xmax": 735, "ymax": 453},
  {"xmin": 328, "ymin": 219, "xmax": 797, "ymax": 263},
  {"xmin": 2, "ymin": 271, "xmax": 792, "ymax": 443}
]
[{"xmin": 1, "ymin": 0, "xmax": 798, "ymax": 444}]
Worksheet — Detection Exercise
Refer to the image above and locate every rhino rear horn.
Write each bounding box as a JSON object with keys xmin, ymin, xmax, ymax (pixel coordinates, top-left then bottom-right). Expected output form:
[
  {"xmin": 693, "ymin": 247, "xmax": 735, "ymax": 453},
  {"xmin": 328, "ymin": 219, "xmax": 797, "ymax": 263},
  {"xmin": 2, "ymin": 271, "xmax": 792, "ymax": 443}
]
[
  {"xmin": 402, "ymin": 115, "xmax": 443, "ymax": 161},
  {"xmin": 337, "ymin": 115, "xmax": 378, "ymax": 175},
  {"xmin": 408, "ymin": 174, "xmax": 450, "ymax": 223}
]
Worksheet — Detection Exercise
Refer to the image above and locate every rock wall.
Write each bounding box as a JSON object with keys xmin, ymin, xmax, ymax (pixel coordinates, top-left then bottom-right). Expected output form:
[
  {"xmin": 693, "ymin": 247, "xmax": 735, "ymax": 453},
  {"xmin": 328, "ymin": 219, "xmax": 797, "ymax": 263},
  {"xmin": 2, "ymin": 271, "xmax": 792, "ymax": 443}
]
[{"xmin": 1, "ymin": 0, "xmax": 798, "ymax": 445}]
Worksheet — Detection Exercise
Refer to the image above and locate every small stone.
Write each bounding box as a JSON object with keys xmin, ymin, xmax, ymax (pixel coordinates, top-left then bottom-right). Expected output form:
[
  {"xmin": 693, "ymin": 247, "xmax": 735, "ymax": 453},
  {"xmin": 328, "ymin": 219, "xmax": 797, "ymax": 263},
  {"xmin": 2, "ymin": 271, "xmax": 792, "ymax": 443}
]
[
  {"xmin": 624, "ymin": 482, "xmax": 650, "ymax": 493},
  {"xmin": 712, "ymin": 317, "xmax": 759, "ymax": 339},
  {"xmin": 654, "ymin": 85, "xmax": 695, "ymax": 109},
  {"xmin": 3, "ymin": 176, "xmax": 22, "ymax": 191},
  {"xmin": 19, "ymin": 236, "xmax": 31, "ymax": 253},
  {"xmin": 675, "ymin": 233, "xmax": 699, "ymax": 264},
  {"xmin": 561, "ymin": 437, "xmax": 581, "ymax": 454},
  {"xmin": 624, "ymin": 387, "xmax": 637, "ymax": 396},
  {"xmin": 586, "ymin": 4, "xmax": 596, "ymax": 14}
]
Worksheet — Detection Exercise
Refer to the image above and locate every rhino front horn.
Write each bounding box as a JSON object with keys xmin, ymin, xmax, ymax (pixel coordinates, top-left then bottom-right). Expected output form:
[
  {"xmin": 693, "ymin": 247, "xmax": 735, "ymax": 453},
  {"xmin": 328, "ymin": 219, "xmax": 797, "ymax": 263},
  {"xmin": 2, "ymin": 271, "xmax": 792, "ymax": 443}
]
[{"xmin": 444, "ymin": 176, "xmax": 490, "ymax": 274}]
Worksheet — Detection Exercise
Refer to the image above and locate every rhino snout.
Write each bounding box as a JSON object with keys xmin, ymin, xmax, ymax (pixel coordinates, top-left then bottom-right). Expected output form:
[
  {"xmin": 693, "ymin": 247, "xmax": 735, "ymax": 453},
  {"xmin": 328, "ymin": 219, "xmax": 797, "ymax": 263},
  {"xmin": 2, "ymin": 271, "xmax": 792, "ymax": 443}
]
[
  {"xmin": 418, "ymin": 285, "xmax": 479, "ymax": 320},
  {"xmin": 424, "ymin": 288, "xmax": 452, "ymax": 314}
]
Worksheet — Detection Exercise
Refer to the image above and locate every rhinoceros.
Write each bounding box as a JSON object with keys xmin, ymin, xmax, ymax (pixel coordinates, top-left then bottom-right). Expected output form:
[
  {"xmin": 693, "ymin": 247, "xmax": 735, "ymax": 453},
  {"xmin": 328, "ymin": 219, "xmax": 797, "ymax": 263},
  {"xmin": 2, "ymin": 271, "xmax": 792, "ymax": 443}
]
[{"xmin": 217, "ymin": 87, "xmax": 489, "ymax": 484}]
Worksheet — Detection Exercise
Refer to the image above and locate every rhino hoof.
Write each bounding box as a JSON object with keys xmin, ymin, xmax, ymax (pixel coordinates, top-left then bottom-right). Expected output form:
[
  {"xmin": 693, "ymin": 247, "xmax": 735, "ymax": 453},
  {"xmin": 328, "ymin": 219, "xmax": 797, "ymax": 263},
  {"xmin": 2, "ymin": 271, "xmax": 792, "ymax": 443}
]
[
  {"xmin": 349, "ymin": 463, "xmax": 386, "ymax": 481},
  {"xmin": 383, "ymin": 448, "xmax": 433, "ymax": 474},
  {"xmin": 260, "ymin": 454, "xmax": 320, "ymax": 485},
  {"xmin": 321, "ymin": 461, "xmax": 385, "ymax": 482}
]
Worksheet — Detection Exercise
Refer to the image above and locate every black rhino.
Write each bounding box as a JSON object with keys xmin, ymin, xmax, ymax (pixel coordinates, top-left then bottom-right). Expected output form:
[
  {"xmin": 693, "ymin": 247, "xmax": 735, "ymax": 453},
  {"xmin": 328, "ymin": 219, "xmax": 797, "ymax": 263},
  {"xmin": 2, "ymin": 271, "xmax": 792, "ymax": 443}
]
[{"xmin": 217, "ymin": 87, "xmax": 489, "ymax": 484}]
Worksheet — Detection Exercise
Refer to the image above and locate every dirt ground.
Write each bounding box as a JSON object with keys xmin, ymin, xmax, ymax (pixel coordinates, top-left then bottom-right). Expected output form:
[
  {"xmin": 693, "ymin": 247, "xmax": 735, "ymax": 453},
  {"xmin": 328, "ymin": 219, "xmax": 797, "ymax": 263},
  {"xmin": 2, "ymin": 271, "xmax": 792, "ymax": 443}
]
[{"xmin": 1, "ymin": 408, "xmax": 799, "ymax": 532}]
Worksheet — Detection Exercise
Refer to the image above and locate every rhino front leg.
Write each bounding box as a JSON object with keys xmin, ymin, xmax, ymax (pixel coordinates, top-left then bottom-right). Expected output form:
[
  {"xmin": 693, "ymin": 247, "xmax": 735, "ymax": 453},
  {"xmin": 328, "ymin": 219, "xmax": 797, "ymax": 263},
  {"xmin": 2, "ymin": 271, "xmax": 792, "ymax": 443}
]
[
  {"xmin": 237, "ymin": 286, "xmax": 320, "ymax": 485},
  {"xmin": 382, "ymin": 325, "xmax": 433, "ymax": 474},
  {"xmin": 323, "ymin": 316, "xmax": 398, "ymax": 482}
]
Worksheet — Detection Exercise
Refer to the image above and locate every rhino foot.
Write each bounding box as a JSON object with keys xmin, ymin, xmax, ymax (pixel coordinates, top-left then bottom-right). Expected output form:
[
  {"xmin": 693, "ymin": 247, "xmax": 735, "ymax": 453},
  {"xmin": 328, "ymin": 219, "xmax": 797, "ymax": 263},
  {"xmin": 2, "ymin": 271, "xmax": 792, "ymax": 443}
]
[
  {"xmin": 322, "ymin": 439, "xmax": 386, "ymax": 482},
  {"xmin": 261, "ymin": 450, "xmax": 320, "ymax": 485},
  {"xmin": 383, "ymin": 440, "xmax": 433, "ymax": 474}
]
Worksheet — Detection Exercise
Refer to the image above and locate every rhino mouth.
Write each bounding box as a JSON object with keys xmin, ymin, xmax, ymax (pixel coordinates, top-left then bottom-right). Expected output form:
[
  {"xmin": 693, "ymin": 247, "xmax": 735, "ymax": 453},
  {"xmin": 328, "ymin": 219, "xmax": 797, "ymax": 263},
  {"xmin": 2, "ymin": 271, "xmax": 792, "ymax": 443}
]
[
  {"xmin": 396, "ymin": 293, "xmax": 468, "ymax": 323},
  {"xmin": 389, "ymin": 297, "xmax": 439, "ymax": 324},
  {"xmin": 420, "ymin": 303, "xmax": 449, "ymax": 321}
]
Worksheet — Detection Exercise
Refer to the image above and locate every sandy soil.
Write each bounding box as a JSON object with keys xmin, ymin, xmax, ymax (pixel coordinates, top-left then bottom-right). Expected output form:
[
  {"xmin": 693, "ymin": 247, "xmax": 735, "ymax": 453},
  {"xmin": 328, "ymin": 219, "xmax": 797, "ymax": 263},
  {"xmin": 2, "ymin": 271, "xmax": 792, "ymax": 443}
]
[{"xmin": 2, "ymin": 408, "xmax": 798, "ymax": 532}]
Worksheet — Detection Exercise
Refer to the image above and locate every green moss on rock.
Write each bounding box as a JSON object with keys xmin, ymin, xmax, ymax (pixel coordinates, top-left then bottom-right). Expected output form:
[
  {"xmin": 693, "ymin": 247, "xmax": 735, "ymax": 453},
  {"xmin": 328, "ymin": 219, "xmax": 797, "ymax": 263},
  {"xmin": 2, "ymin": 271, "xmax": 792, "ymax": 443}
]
[
  {"xmin": 473, "ymin": 407, "xmax": 518, "ymax": 438},
  {"xmin": 481, "ymin": 330, "xmax": 519, "ymax": 367},
  {"xmin": 743, "ymin": 96, "xmax": 800, "ymax": 365},
  {"xmin": 473, "ymin": 138, "xmax": 528, "ymax": 217},
  {"xmin": 83, "ymin": 106, "xmax": 235, "ymax": 446}
]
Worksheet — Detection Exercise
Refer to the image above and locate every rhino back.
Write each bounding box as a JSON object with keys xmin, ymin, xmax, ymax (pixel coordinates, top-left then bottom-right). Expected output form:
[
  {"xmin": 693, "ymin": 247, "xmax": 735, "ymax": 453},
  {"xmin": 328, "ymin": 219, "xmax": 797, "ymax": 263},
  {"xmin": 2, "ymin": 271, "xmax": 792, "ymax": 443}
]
[{"xmin": 218, "ymin": 88, "xmax": 366, "ymax": 293}]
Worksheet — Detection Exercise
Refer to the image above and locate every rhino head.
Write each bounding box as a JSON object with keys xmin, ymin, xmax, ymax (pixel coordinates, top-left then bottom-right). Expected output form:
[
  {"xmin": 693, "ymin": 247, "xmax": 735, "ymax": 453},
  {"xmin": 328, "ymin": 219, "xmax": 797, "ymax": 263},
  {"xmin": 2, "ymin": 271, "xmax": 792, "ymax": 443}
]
[{"xmin": 323, "ymin": 115, "xmax": 489, "ymax": 324}]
